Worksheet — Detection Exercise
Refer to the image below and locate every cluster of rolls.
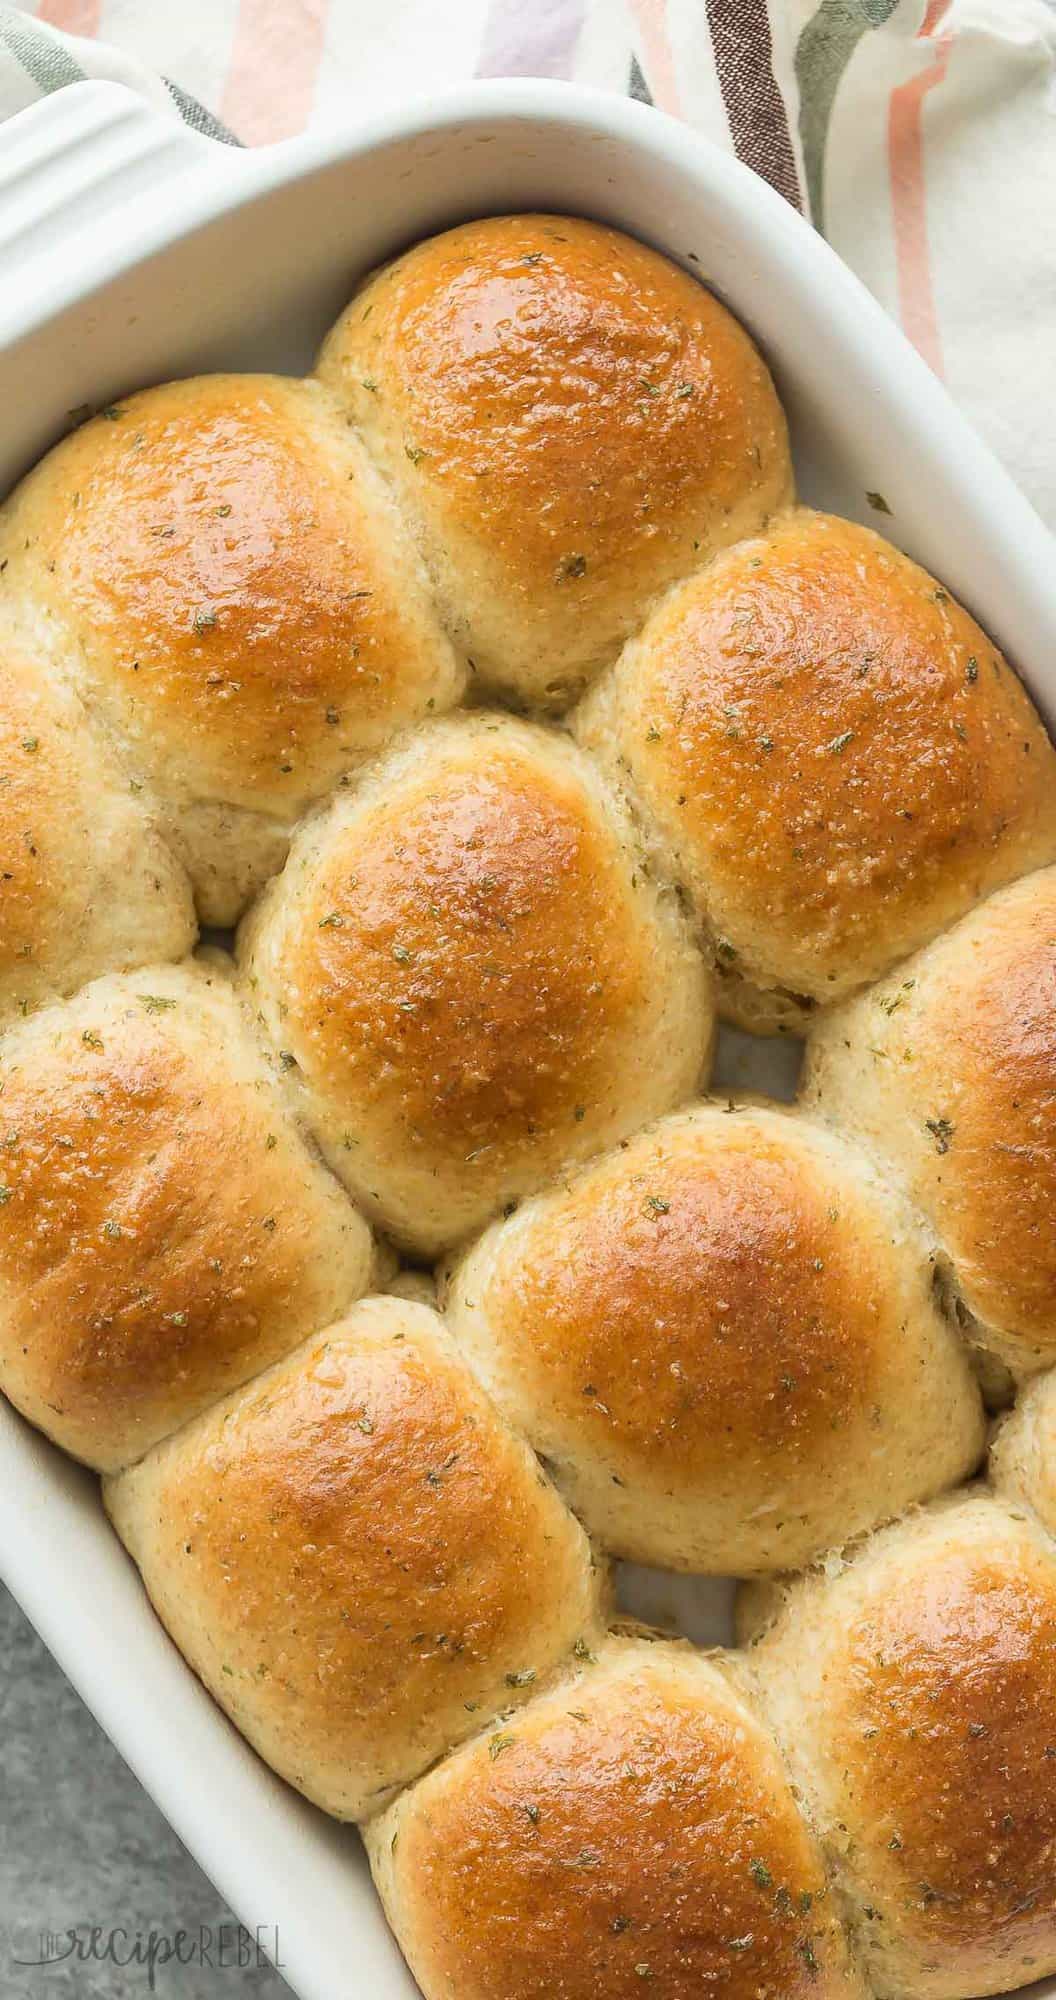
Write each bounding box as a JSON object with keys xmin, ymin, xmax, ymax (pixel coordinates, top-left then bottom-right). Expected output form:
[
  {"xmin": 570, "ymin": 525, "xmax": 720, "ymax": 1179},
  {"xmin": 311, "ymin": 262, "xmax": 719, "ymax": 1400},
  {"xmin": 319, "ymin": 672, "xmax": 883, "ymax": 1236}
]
[{"xmin": 1, "ymin": 211, "xmax": 1055, "ymax": 2000}]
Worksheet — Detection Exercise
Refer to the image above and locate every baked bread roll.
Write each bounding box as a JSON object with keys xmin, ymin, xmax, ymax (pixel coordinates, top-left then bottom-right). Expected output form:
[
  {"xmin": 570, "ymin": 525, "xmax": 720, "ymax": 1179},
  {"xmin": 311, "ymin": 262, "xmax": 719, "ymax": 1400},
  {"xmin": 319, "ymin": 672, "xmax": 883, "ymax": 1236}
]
[
  {"xmin": 443, "ymin": 1101, "xmax": 984, "ymax": 1573},
  {"xmin": 990, "ymin": 1368, "xmax": 1056, "ymax": 1531},
  {"xmin": 740, "ymin": 1492, "xmax": 1056, "ymax": 2000},
  {"xmin": 317, "ymin": 214, "xmax": 793, "ymax": 709},
  {"xmin": 0, "ymin": 376, "xmax": 463, "ymax": 923},
  {"xmin": 385, "ymin": 1267, "xmax": 439, "ymax": 1310},
  {"xmin": 0, "ymin": 959, "xmax": 372, "ymax": 1471},
  {"xmin": 239, "ymin": 714, "xmax": 712, "ymax": 1255},
  {"xmin": 0, "ymin": 638, "xmax": 194, "ymax": 1026},
  {"xmin": 105, "ymin": 1296, "xmax": 602, "ymax": 1819},
  {"xmin": 367, "ymin": 1633, "xmax": 865, "ymax": 2000},
  {"xmin": 576, "ymin": 510, "xmax": 1056, "ymax": 1030},
  {"xmin": 803, "ymin": 866, "xmax": 1056, "ymax": 1376}
]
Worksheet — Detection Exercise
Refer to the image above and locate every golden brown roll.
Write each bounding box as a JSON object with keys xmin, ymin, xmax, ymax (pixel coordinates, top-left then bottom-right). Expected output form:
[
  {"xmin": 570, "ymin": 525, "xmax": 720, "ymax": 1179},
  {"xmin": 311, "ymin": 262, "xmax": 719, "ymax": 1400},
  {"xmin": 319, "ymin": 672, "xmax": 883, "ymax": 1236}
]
[
  {"xmin": 0, "ymin": 375, "xmax": 463, "ymax": 922},
  {"xmin": 0, "ymin": 959, "xmax": 372, "ymax": 1471},
  {"xmin": 105, "ymin": 1296, "xmax": 603, "ymax": 1819},
  {"xmin": 443, "ymin": 1101, "xmax": 984, "ymax": 1573},
  {"xmin": 317, "ymin": 214, "xmax": 793, "ymax": 709},
  {"xmin": 576, "ymin": 510, "xmax": 1056, "ymax": 1030},
  {"xmin": 990, "ymin": 1369, "xmax": 1056, "ymax": 1532},
  {"xmin": 803, "ymin": 866, "xmax": 1056, "ymax": 1376},
  {"xmin": 740, "ymin": 1492, "xmax": 1056, "ymax": 2000},
  {"xmin": 239, "ymin": 714, "xmax": 712, "ymax": 1256},
  {"xmin": 0, "ymin": 638, "xmax": 194, "ymax": 1025},
  {"xmin": 366, "ymin": 1633, "xmax": 866, "ymax": 2000}
]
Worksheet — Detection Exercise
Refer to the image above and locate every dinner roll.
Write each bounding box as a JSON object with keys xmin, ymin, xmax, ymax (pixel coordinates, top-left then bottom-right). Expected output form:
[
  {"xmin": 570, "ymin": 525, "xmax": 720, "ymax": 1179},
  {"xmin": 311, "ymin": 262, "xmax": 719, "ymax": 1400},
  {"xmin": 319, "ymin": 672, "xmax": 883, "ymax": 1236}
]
[
  {"xmin": 803, "ymin": 866, "xmax": 1056, "ymax": 1376},
  {"xmin": 990, "ymin": 1369, "xmax": 1056, "ymax": 1533},
  {"xmin": 239, "ymin": 714, "xmax": 712, "ymax": 1256},
  {"xmin": 740, "ymin": 1492, "xmax": 1056, "ymax": 2000},
  {"xmin": 443, "ymin": 1101, "xmax": 984, "ymax": 1573},
  {"xmin": 317, "ymin": 214, "xmax": 793, "ymax": 709},
  {"xmin": 0, "ymin": 960, "xmax": 372, "ymax": 1471},
  {"xmin": 0, "ymin": 376, "xmax": 463, "ymax": 923},
  {"xmin": 105, "ymin": 1296, "xmax": 603, "ymax": 1818},
  {"xmin": 367, "ymin": 1633, "xmax": 865, "ymax": 2000},
  {"xmin": 0, "ymin": 638, "xmax": 194, "ymax": 1026},
  {"xmin": 576, "ymin": 510, "xmax": 1056, "ymax": 1030},
  {"xmin": 385, "ymin": 1267, "xmax": 439, "ymax": 1310}
]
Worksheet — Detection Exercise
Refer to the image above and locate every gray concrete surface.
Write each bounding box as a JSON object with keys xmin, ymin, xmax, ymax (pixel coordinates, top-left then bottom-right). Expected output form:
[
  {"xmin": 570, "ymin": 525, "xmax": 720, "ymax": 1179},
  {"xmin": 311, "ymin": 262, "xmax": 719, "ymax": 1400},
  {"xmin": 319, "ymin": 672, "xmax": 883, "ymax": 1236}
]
[{"xmin": 0, "ymin": 1584, "xmax": 293, "ymax": 1998}]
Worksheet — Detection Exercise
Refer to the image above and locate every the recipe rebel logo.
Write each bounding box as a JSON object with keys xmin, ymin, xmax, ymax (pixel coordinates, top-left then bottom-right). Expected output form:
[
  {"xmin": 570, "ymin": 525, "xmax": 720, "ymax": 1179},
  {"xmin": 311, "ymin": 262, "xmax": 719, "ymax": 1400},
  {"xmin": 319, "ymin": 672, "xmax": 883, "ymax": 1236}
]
[{"xmin": 6, "ymin": 1920, "xmax": 284, "ymax": 1988}]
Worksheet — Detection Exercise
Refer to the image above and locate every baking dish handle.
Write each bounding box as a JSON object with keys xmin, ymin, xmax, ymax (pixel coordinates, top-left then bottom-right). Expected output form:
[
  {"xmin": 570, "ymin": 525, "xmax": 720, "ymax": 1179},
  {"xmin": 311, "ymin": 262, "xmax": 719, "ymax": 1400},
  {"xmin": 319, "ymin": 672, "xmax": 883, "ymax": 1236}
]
[{"xmin": 0, "ymin": 79, "xmax": 235, "ymax": 292}]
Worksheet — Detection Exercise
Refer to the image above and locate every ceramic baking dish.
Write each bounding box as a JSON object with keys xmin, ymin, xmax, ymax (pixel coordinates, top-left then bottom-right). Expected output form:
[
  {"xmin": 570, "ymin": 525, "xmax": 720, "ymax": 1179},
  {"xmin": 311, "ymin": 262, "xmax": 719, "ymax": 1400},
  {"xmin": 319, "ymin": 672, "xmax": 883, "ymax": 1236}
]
[{"xmin": 1, "ymin": 76, "xmax": 1054, "ymax": 2000}]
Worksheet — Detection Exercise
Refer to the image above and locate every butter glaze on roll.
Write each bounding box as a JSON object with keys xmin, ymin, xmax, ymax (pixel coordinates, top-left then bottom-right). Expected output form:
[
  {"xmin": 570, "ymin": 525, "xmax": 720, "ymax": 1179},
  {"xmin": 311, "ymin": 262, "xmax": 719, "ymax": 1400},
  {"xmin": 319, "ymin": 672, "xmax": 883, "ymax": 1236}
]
[
  {"xmin": 576, "ymin": 510, "xmax": 1056, "ymax": 1029},
  {"xmin": 317, "ymin": 214, "xmax": 793, "ymax": 708},
  {"xmin": 105, "ymin": 1296, "xmax": 603, "ymax": 1819},
  {"xmin": 803, "ymin": 866, "xmax": 1056, "ymax": 1376},
  {"xmin": 0, "ymin": 639, "xmax": 194, "ymax": 1025},
  {"xmin": 0, "ymin": 376, "xmax": 463, "ymax": 922},
  {"xmin": 367, "ymin": 1633, "xmax": 866, "ymax": 2000},
  {"xmin": 239, "ymin": 714, "xmax": 713, "ymax": 1255},
  {"xmin": 740, "ymin": 1493, "xmax": 1056, "ymax": 2000},
  {"xmin": 443, "ymin": 1100, "xmax": 984, "ymax": 1573},
  {"xmin": 0, "ymin": 959, "xmax": 373, "ymax": 1471}
]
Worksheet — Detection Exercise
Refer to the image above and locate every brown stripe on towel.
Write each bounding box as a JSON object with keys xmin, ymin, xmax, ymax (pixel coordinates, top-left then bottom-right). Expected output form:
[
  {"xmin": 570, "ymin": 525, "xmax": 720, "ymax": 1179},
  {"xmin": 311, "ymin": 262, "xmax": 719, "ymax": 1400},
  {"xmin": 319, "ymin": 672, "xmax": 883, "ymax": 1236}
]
[{"xmin": 705, "ymin": 0, "xmax": 803, "ymax": 211}]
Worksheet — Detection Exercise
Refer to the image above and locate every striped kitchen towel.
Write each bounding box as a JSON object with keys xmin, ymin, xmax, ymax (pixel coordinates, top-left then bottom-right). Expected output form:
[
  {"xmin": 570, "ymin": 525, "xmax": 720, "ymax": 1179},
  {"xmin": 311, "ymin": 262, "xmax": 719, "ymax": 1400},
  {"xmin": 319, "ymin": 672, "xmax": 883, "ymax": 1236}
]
[{"xmin": 2, "ymin": 1, "xmax": 1056, "ymax": 528}]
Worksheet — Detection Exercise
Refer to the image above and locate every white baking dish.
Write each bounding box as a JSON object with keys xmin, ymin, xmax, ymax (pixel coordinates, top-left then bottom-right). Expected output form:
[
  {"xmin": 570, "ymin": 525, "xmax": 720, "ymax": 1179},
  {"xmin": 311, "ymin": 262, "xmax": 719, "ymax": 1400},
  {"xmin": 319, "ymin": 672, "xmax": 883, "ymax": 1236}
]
[{"xmin": 1, "ymin": 76, "xmax": 1054, "ymax": 2000}]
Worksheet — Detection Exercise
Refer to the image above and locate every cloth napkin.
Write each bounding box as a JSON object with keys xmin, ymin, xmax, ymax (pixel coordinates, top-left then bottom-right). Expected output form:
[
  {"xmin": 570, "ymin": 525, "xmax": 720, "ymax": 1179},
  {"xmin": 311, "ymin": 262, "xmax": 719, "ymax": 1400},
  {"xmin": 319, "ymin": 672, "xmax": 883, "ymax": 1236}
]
[{"xmin": 1, "ymin": 0, "xmax": 1055, "ymax": 531}]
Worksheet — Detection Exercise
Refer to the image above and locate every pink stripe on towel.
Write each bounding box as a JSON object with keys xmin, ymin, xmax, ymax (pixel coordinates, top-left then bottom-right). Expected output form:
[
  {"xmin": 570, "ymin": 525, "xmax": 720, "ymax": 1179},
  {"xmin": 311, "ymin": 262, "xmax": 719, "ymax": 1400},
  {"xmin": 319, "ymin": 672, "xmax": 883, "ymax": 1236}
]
[
  {"xmin": 887, "ymin": 2, "xmax": 953, "ymax": 376},
  {"xmin": 221, "ymin": 0, "xmax": 328, "ymax": 144},
  {"xmin": 36, "ymin": 0, "xmax": 102, "ymax": 32}
]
